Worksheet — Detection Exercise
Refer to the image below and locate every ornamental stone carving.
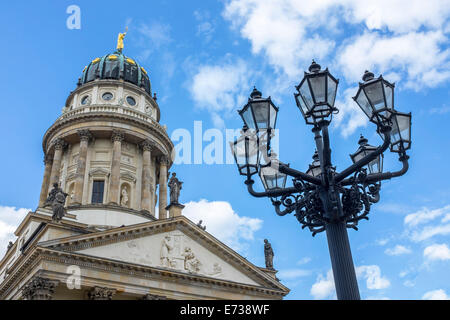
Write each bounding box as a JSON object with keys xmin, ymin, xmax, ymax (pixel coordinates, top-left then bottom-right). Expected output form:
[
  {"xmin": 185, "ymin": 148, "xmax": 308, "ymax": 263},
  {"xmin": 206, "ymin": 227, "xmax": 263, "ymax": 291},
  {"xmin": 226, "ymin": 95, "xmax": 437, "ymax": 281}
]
[
  {"xmin": 264, "ymin": 239, "xmax": 275, "ymax": 270},
  {"xmin": 168, "ymin": 172, "xmax": 183, "ymax": 205},
  {"xmin": 160, "ymin": 235, "xmax": 173, "ymax": 268},
  {"xmin": 53, "ymin": 138, "xmax": 67, "ymax": 150},
  {"xmin": 181, "ymin": 247, "xmax": 201, "ymax": 273},
  {"xmin": 87, "ymin": 286, "xmax": 117, "ymax": 300},
  {"xmin": 22, "ymin": 277, "xmax": 59, "ymax": 300},
  {"xmin": 142, "ymin": 293, "xmax": 168, "ymax": 300},
  {"xmin": 158, "ymin": 155, "xmax": 170, "ymax": 166},
  {"xmin": 77, "ymin": 129, "xmax": 93, "ymax": 142},
  {"xmin": 140, "ymin": 139, "xmax": 156, "ymax": 152},
  {"xmin": 111, "ymin": 130, "xmax": 125, "ymax": 142}
]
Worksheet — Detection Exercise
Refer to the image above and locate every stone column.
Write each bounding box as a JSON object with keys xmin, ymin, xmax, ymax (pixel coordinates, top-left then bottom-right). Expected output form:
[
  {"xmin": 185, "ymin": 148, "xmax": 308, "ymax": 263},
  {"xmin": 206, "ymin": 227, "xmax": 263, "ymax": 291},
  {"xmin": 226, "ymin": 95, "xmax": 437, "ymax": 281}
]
[
  {"xmin": 108, "ymin": 130, "xmax": 124, "ymax": 205},
  {"xmin": 158, "ymin": 156, "xmax": 169, "ymax": 219},
  {"xmin": 72, "ymin": 130, "xmax": 92, "ymax": 205},
  {"xmin": 22, "ymin": 277, "xmax": 59, "ymax": 300},
  {"xmin": 87, "ymin": 286, "xmax": 117, "ymax": 300},
  {"xmin": 48, "ymin": 138, "xmax": 66, "ymax": 189},
  {"xmin": 38, "ymin": 155, "xmax": 53, "ymax": 207},
  {"xmin": 140, "ymin": 140, "xmax": 155, "ymax": 215}
]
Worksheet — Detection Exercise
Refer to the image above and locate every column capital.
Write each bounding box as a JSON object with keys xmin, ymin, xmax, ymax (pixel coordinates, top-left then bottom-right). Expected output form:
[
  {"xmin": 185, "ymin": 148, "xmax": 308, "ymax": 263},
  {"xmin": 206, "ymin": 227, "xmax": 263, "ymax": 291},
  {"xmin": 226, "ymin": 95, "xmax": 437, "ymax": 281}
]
[
  {"xmin": 140, "ymin": 139, "xmax": 156, "ymax": 152},
  {"xmin": 53, "ymin": 138, "xmax": 67, "ymax": 150},
  {"xmin": 77, "ymin": 129, "xmax": 93, "ymax": 142},
  {"xmin": 87, "ymin": 286, "xmax": 117, "ymax": 300},
  {"xmin": 158, "ymin": 155, "xmax": 171, "ymax": 165},
  {"xmin": 43, "ymin": 154, "xmax": 53, "ymax": 164},
  {"xmin": 111, "ymin": 130, "xmax": 125, "ymax": 142},
  {"xmin": 22, "ymin": 276, "xmax": 59, "ymax": 300}
]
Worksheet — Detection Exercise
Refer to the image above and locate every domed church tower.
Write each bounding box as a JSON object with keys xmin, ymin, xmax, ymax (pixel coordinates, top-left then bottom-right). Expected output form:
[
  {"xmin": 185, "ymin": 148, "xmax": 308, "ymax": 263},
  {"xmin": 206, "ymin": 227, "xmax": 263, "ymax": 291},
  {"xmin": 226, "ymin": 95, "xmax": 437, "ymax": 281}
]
[
  {"xmin": 0, "ymin": 35, "xmax": 289, "ymax": 300},
  {"xmin": 39, "ymin": 46, "xmax": 173, "ymax": 224}
]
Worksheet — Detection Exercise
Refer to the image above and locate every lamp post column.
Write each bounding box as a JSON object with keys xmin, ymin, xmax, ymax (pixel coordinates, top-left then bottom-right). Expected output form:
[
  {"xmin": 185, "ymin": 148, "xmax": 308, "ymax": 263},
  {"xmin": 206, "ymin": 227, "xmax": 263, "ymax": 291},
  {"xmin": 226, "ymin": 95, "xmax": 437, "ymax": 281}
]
[{"xmin": 325, "ymin": 221, "xmax": 360, "ymax": 300}]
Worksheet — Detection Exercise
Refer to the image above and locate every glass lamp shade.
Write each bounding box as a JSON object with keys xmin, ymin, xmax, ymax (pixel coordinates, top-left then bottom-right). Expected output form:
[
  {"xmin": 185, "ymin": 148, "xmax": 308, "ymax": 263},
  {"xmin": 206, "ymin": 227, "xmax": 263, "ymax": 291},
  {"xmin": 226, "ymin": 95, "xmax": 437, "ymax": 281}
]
[
  {"xmin": 388, "ymin": 111, "xmax": 412, "ymax": 153},
  {"xmin": 230, "ymin": 127, "xmax": 260, "ymax": 177},
  {"xmin": 295, "ymin": 61, "xmax": 339, "ymax": 124},
  {"xmin": 239, "ymin": 87, "xmax": 278, "ymax": 132},
  {"xmin": 306, "ymin": 150, "xmax": 322, "ymax": 177},
  {"xmin": 259, "ymin": 156, "xmax": 288, "ymax": 191},
  {"xmin": 353, "ymin": 71, "xmax": 395, "ymax": 126},
  {"xmin": 350, "ymin": 135, "xmax": 383, "ymax": 174}
]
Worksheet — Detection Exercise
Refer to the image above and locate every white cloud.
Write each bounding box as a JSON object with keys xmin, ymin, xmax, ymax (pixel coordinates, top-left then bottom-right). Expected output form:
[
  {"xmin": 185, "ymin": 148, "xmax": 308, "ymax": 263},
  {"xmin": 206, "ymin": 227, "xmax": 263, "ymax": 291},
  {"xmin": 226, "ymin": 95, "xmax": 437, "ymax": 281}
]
[
  {"xmin": 0, "ymin": 206, "xmax": 30, "ymax": 258},
  {"xmin": 336, "ymin": 30, "xmax": 450, "ymax": 90},
  {"xmin": 310, "ymin": 265, "xmax": 390, "ymax": 299},
  {"xmin": 189, "ymin": 58, "xmax": 252, "ymax": 128},
  {"xmin": 404, "ymin": 205, "xmax": 450, "ymax": 228},
  {"xmin": 385, "ymin": 245, "xmax": 412, "ymax": 256},
  {"xmin": 138, "ymin": 22, "xmax": 172, "ymax": 48},
  {"xmin": 222, "ymin": 0, "xmax": 450, "ymax": 135},
  {"xmin": 223, "ymin": 0, "xmax": 335, "ymax": 79},
  {"xmin": 310, "ymin": 270, "xmax": 335, "ymax": 300},
  {"xmin": 278, "ymin": 268, "xmax": 312, "ymax": 280},
  {"xmin": 296, "ymin": 257, "xmax": 311, "ymax": 265},
  {"xmin": 422, "ymin": 289, "xmax": 450, "ymax": 300},
  {"xmin": 182, "ymin": 199, "xmax": 263, "ymax": 253},
  {"xmin": 332, "ymin": 86, "xmax": 368, "ymax": 137},
  {"xmin": 356, "ymin": 265, "xmax": 390, "ymax": 290},
  {"xmin": 194, "ymin": 10, "xmax": 216, "ymax": 43},
  {"xmin": 410, "ymin": 224, "xmax": 450, "ymax": 242},
  {"xmin": 423, "ymin": 243, "xmax": 450, "ymax": 261}
]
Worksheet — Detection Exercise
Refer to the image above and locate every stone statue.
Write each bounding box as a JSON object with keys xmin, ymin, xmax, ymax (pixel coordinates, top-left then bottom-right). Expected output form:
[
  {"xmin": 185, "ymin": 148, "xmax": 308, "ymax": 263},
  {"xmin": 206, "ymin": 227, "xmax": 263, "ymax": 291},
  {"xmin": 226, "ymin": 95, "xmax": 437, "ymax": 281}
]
[
  {"xmin": 197, "ymin": 220, "xmax": 206, "ymax": 231},
  {"xmin": 120, "ymin": 186, "xmax": 129, "ymax": 207},
  {"xmin": 264, "ymin": 239, "xmax": 274, "ymax": 270},
  {"xmin": 44, "ymin": 183, "xmax": 64, "ymax": 207},
  {"xmin": 52, "ymin": 189, "xmax": 68, "ymax": 222},
  {"xmin": 168, "ymin": 172, "xmax": 183, "ymax": 204},
  {"xmin": 116, "ymin": 27, "xmax": 128, "ymax": 53},
  {"xmin": 160, "ymin": 236, "xmax": 173, "ymax": 267},
  {"xmin": 182, "ymin": 247, "xmax": 201, "ymax": 273},
  {"xmin": 7, "ymin": 241, "xmax": 13, "ymax": 251}
]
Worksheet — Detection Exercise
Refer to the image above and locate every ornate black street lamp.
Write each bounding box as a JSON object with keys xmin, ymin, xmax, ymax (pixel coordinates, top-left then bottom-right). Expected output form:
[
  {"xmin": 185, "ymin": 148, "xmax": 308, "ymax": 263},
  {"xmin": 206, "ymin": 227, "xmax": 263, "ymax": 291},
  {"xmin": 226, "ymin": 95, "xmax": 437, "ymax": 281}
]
[{"xmin": 231, "ymin": 61, "xmax": 412, "ymax": 300}]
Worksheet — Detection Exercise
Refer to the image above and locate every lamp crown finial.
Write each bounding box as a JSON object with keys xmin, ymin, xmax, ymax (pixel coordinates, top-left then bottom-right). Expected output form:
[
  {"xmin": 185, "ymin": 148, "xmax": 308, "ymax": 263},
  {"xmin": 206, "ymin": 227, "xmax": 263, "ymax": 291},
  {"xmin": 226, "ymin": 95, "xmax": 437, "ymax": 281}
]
[
  {"xmin": 358, "ymin": 135, "xmax": 368, "ymax": 146},
  {"xmin": 309, "ymin": 60, "xmax": 321, "ymax": 73},
  {"xmin": 362, "ymin": 70, "xmax": 375, "ymax": 82},
  {"xmin": 250, "ymin": 86, "xmax": 262, "ymax": 99}
]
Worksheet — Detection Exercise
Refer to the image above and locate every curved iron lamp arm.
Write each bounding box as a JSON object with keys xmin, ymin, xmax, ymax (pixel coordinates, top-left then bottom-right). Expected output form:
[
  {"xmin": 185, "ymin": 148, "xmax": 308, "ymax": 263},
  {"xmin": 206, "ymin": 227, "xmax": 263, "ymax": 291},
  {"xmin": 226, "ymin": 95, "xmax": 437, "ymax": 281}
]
[
  {"xmin": 340, "ymin": 154, "xmax": 409, "ymax": 186},
  {"xmin": 278, "ymin": 164, "xmax": 322, "ymax": 185},
  {"xmin": 245, "ymin": 179, "xmax": 299, "ymax": 198},
  {"xmin": 334, "ymin": 126, "xmax": 391, "ymax": 183}
]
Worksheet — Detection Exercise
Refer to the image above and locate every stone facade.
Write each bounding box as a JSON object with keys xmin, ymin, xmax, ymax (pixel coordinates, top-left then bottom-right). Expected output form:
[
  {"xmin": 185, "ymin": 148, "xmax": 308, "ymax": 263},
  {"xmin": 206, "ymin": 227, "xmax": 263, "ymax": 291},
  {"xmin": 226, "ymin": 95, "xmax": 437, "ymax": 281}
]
[{"xmin": 0, "ymin": 49, "xmax": 289, "ymax": 300}]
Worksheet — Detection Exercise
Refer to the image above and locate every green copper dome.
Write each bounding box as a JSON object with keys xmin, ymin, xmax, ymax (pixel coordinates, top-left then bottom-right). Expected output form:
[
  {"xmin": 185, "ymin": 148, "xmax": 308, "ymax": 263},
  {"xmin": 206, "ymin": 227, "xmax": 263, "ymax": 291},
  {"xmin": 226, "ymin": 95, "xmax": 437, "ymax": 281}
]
[{"xmin": 78, "ymin": 51, "xmax": 151, "ymax": 95}]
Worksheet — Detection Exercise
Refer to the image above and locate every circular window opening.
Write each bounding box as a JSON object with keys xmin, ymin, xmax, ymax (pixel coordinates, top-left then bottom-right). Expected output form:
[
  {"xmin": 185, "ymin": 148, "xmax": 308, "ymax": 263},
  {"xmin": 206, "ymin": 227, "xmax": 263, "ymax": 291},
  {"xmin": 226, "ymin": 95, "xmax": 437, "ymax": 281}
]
[
  {"xmin": 126, "ymin": 96, "xmax": 136, "ymax": 106},
  {"xmin": 81, "ymin": 95, "xmax": 90, "ymax": 105},
  {"xmin": 102, "ymin": 92, "xmax": 113, "ymax": 101}
]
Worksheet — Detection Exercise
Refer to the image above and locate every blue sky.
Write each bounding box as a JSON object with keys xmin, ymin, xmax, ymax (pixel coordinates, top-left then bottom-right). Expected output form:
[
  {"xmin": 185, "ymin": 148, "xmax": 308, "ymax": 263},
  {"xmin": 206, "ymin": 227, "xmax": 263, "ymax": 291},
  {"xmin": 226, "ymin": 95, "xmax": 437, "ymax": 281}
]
[{"xmin": 0, "ymin": 0, "xmax": 450, "ymax": 300}]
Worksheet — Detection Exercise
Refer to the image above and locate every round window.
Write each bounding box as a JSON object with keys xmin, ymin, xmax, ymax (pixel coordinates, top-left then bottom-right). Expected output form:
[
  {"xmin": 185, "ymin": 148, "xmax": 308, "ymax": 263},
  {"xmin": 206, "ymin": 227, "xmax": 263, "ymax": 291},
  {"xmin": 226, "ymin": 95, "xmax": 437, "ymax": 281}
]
[
  {"xmin": 102, "ymin": 92, "xmax": 113, "ymax": 101},
  {"xmin": 81, "ymin": 95, "xmax": 90, "ymax": 105},
  {"xmin": 126, "ymin": 96, "xmax": 136, "ymax": 106}
]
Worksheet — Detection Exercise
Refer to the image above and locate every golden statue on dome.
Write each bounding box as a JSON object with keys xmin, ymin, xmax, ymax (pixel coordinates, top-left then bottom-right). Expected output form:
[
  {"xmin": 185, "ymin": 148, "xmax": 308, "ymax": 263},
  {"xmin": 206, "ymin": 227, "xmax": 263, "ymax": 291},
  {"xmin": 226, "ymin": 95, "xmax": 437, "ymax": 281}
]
[{"xmin": 117, "ymin": 26, "xmax": 128, "ymax": 53}]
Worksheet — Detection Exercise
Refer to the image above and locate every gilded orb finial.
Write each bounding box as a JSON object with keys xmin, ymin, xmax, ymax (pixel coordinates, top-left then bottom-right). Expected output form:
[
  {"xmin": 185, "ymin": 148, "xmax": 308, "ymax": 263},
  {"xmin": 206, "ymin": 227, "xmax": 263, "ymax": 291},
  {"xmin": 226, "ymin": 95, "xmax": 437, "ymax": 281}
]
[{"xmin": 116, "ymin": 26, "xmax": 128, "ymax": 53}]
